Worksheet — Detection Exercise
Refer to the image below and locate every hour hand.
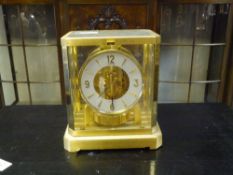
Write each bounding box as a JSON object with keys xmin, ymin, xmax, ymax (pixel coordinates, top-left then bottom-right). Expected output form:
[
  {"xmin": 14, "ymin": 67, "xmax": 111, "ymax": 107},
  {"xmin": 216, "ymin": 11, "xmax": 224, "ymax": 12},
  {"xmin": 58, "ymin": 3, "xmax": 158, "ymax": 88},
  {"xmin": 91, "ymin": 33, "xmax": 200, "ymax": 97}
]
[{"xmin": 110, "ymin": 98, "xmax": 115, "ymax": 111}]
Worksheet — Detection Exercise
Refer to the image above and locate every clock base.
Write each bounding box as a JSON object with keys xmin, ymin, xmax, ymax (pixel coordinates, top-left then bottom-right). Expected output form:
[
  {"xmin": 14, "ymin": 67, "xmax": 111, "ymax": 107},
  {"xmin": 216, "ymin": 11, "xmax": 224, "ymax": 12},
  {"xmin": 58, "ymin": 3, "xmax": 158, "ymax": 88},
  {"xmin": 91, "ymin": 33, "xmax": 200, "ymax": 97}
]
[{"xmin": 64, "ymin": 124, "xmax": 162, "ymax": 153}]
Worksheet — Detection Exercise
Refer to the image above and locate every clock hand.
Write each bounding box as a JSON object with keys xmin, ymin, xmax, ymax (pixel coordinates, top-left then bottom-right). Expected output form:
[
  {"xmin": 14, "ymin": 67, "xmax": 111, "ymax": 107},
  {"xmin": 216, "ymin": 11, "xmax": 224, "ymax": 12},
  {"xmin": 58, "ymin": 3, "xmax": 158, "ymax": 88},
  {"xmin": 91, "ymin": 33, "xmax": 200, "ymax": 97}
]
[
  {"xmin": 109, "ymin": 69, "xmax": 115, "ymax": 111},
  {"xmin": 111, "ymin": 97, "xmax": 114, "ymax": 111}
]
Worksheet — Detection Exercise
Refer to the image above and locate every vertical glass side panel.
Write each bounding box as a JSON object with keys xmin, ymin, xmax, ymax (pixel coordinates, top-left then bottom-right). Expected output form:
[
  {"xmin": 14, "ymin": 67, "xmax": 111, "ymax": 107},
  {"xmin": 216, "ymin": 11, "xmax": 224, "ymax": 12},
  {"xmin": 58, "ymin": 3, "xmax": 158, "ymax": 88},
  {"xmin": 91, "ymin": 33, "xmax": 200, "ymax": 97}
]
[
  {"xmin": 67, "ymin": 46, "xmax": 100, "ymax": 131},
  {"xmin": 140, "ymin": 44, "xmax": 154, "ymax": 128},
  {"xmin": 63, "ymin": 45, "xmax": 74, "ymax": 129},
  {"xmin": 122, "ymin": 44, "xmax": 154, "ymax": 129},
  {"xmin": 153, "ymin": 44, "xmax": 160, "ymax": 125},
  {"xmin": 68, "ymin": 46, "xmax": 85, "ymax": 130}
]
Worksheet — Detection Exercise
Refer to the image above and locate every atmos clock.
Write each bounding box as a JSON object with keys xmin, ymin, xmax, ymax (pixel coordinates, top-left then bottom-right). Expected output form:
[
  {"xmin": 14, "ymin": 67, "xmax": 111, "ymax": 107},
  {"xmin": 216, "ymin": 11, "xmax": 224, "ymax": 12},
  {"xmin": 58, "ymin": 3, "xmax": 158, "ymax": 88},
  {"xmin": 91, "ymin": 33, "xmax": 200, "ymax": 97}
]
[{"xmin": 61, "ymin": 29, "xmax": 162, "ymax": 152}]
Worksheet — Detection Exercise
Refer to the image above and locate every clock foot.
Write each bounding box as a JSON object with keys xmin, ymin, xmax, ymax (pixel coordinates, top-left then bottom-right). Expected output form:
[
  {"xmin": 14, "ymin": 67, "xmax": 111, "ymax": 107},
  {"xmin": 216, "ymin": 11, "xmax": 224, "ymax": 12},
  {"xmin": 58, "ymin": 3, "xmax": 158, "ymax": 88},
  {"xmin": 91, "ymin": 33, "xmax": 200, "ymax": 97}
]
[{"xmin": 64, "ymin": 124, "xmax": 162, "ymax": 153}]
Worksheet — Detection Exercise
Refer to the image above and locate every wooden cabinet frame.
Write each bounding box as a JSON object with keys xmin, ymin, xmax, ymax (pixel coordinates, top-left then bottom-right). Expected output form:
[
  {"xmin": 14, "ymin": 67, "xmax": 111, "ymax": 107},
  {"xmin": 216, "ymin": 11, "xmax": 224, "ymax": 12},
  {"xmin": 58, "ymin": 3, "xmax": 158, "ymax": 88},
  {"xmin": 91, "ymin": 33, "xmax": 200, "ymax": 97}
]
[
  {"xmin": 0, "ymin": 0, "xmax": 232, "ymax": 106},
  {"xmin": 58, "ymin": 0, "xmax": 158, "ymax": 34}
]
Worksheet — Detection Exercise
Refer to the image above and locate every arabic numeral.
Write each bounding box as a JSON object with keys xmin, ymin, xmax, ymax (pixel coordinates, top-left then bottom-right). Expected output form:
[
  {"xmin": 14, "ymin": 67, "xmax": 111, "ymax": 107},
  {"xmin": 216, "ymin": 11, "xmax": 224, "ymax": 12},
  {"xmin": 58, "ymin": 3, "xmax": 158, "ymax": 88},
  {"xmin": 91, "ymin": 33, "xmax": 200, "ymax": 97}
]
[
  {"xmin": 134, "ymin": 79, "xmax": 139, "ymax": 87},
  {"xmin": 84, "ymin": 80, "xmax": 90, "ymax": 88},
  {"xmin": 107, "ymin": 55, "xmax": 115, "ymax": 64}
]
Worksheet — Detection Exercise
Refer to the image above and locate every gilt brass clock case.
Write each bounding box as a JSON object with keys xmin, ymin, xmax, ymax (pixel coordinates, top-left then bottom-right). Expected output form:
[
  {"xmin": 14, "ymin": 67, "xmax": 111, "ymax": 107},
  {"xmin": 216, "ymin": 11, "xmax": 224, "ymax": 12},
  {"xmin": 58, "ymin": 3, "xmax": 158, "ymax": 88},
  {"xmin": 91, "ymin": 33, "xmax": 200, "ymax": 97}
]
[{"xmin": 61, "ymin": 29, "xmax": 162, "ymax": 152}]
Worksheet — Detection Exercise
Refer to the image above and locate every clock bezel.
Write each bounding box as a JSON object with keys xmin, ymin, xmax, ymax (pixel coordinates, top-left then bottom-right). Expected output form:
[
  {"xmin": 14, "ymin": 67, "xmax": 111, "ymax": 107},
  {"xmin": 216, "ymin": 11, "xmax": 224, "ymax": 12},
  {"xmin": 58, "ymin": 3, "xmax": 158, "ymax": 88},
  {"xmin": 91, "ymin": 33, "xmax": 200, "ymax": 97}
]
[{"xmin": 78, "ymin": 45, "xmax": 144, "ymax": 116}]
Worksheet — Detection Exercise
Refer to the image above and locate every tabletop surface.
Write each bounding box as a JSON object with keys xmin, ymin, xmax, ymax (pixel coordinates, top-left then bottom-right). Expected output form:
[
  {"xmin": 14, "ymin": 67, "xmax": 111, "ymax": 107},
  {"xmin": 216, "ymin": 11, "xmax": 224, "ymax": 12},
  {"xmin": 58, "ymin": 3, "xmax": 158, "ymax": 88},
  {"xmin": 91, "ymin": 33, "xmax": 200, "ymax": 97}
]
[{"xmin": 0, "ymin": 104, "xmax": 233, "ymax": 175}]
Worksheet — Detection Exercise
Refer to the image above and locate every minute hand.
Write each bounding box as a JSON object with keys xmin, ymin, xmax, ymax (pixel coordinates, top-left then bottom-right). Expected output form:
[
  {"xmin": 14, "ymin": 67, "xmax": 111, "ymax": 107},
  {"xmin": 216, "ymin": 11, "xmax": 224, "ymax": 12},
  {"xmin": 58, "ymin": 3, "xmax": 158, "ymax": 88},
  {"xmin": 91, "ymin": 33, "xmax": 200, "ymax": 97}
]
[{"xmin": 110, "ymin": 70, "xmax": 115, "ymax": 111}]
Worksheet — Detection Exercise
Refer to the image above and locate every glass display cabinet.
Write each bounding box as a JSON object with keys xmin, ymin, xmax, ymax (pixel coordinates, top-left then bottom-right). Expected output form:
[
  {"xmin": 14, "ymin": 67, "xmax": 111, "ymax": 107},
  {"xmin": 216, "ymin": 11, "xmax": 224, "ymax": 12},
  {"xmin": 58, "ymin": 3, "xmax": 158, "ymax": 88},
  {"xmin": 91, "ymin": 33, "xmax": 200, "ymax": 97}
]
[
  {"xmin": 0, "ymin": 3, "xmax": 62, "ymax": 105},
  {"xmin": 158, "ymin": 3, "xmax": 233, "ymax": 104},
  {"xmin": 0, "ymin": 0, "xmax": 232, "ymax": 107},
  {"xmin": 61, "ymin": 29, "xmax": 162, "ymax": 152}
]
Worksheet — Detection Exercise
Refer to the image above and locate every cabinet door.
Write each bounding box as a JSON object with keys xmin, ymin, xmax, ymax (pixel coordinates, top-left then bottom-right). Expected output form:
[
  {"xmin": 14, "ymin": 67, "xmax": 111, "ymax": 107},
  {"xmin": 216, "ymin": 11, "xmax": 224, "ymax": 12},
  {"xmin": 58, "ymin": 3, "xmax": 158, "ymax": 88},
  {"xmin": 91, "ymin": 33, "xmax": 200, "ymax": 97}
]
[
  {"xmin": 59, "ymin": 0, "xmax": 156, "ymax": 33},
  {"xmin": 158, "ymin": 4, "xmax": 232, "ymax": 103}
]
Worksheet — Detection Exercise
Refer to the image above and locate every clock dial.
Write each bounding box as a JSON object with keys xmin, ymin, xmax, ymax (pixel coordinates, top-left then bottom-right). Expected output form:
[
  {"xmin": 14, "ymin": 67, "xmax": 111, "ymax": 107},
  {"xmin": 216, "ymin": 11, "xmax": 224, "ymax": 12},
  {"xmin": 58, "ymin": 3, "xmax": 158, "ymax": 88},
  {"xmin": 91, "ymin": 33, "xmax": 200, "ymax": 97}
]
[{"xmin": 80, "ymin": 49, "xmax": 143, "ymax": 114}]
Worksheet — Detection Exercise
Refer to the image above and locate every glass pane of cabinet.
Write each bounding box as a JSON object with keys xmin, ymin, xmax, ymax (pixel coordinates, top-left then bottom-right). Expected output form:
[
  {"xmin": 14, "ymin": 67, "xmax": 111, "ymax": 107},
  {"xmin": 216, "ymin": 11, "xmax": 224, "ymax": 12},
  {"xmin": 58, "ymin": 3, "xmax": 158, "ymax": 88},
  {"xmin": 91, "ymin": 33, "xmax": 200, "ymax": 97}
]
[
  {"xmin": 159, "ymin": 4, "xmax": 230, "ymax": 103},
  {"xmin": 160, "ymin": 46, "xmax": 192, "ymax": 82},
  {"xmin": 160, "ymin": 5, "xmax": 195, "ymax": 45},
  {"xmin": 0, "ymin": 4, "xmax": 61, "ymax": 105},
  {"xmin": 26, "ymin": 46, "xmax": 59, "ymax": 82}
]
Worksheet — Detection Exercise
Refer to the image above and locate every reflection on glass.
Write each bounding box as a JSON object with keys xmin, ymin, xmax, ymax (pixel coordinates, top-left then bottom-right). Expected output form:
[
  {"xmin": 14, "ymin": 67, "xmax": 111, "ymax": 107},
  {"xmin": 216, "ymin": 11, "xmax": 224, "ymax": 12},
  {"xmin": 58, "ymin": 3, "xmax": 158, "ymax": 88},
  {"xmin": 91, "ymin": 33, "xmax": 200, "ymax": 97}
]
[
  {"xmin": 196, "ymin": 5, "xmax": 209, "ymax": 31},
  {"xmin": 160, "ymin": 46, "xmax": 192, "ymax": 81},
  {"xmin": 175, "ymin": 5, "xmax": 185, "ymax": 29},
  {"xmin": 195, "ymin": 5, "xmax": 214, "ymax": 42},
  {"xmin": 158, "ymin": 83, "xmax": 189, "ymax": 103},
  {"xmin": 207, "ymin": 4, "xmax": 216, "ymax": 16},
  {"xmin": 3, "ymin": 5, "xmax": 57, "ymax": 45},
  {"xmin": 160, "ymin": 4, "xmax": 229, "ymax": 103},
  {"xmin": 160, "ymin": 5, "xmax": 172, "ymax": 33},
  {"xmin": 4, "ymin": 5, "xmax": 22, "ymax": 44},
  {"xmin": 21, "ymin": 5, "xmax": 57, "ymax": 44},
  {"xmin": 195, "ymin": 4, "xmax": 229, "ymax": 43},
  {"xmin": 160, "ymin": 4, "xmax": 229, "ymax": 44},
  {"xmin": 0, "ymin": 6, "xmax": 8, "ymax": 44},
  {"xmin": 1, "ymin": 5, "xmax": 60, "ymax": 105},
  {"xmin": 26, "ymin": 46, "xmax": 59, "ymax": 82},
  {"xmin": 219, "ymin": 4, "xmax": 230, "ymax": 14},
  {"xmin": 65, "ymin": 150, "xmax": 158, "ymax": 175},
  {"xmin": 31, "ymin": 83, "xmax": 61, "ymax": 104},
  {"xmin": 160, "ymin": 5, "xmax": 195, "ymax": 44},
  {"xmin": 211, "ymin": 7, "xmax": 229, "ymax": 43}
]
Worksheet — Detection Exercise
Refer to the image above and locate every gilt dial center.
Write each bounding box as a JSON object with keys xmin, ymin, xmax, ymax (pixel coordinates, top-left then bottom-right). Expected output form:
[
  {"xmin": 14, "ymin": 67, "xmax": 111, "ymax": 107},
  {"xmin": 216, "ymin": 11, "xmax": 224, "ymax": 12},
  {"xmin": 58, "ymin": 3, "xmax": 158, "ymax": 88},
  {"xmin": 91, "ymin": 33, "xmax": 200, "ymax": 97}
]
[{"xmin": 94, "ymin": 66, "xmax": 129, "ymax": 100}]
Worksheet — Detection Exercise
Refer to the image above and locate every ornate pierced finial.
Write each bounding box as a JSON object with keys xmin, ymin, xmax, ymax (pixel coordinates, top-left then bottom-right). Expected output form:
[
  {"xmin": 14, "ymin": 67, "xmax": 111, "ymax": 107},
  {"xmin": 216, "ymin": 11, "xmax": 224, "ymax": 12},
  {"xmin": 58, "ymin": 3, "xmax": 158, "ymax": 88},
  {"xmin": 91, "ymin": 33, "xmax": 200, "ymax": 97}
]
[{"xmin": 88, "ymin": 6, "xmax": 127, "ymax": 30}]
